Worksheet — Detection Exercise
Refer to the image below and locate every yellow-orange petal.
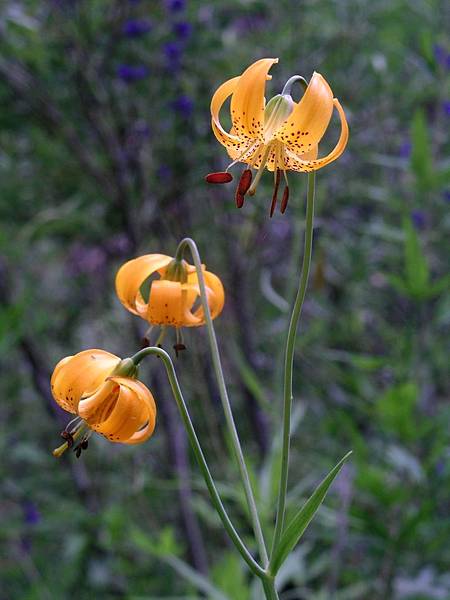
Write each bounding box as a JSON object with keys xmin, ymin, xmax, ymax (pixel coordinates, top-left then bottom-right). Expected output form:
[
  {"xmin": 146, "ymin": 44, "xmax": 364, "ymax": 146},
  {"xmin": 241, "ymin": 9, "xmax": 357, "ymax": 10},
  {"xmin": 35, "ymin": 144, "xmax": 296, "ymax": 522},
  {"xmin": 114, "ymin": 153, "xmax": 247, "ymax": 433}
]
[
  {"xmin": 117, "ymin": 378, "xmax": 156, "ymax": 445},
  {"xmin": 230, "ymin": 58, "xmax": 278, "ymax": 140},
  {"xmin": 283, "ymin": 98, "xmax": 348, "ymax": 172},
  {"xmin": 211, "ymin": 76, "xmax": 251, "ymax": 155},
  {"xmin": 276, "ymin": 72, "xmax": 334, "ymax": 155},
  {"xmin": 80, "ymin": 377, "xmax": 156, "ymax": 444},
  {"xmin": 190, "ymin": 270, "xmax": 225, "ymax": 322},
  {"xmin": 51, "ymin": 349, "xmax": 120, "ymax": 414},
  {"xmin": 115, "ymin": 254, "xmax": 173, "ymax": 317},
  {"xmin": 147, "ymin": 280, "xmax": 201, "ymax": 327}
]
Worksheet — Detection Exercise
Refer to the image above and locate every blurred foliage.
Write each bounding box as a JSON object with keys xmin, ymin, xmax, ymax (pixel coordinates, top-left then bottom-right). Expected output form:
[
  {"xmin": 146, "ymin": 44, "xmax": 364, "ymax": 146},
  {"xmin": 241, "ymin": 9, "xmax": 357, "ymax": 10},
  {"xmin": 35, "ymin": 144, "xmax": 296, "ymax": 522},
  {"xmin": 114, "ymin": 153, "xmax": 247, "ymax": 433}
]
[{"xmin": 0, "ymin": 0, "xmax": 449, "ymax": 598}]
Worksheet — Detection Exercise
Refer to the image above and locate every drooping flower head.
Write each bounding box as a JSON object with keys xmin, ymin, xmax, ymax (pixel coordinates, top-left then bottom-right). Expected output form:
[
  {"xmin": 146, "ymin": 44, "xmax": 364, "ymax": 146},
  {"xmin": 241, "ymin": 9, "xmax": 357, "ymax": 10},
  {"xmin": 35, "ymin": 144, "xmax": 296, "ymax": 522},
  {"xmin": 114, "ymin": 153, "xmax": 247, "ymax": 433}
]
[
  {"xmin": 51, "ymin": 349, "xmax": 156, "ymax": 457},
  {"xmin": 206, "ymin": 58, "xmax": 349, "ymax": 215},
  {"xmin": 115, "ymin": 253, "xmax": 224, "ymax": 352}
]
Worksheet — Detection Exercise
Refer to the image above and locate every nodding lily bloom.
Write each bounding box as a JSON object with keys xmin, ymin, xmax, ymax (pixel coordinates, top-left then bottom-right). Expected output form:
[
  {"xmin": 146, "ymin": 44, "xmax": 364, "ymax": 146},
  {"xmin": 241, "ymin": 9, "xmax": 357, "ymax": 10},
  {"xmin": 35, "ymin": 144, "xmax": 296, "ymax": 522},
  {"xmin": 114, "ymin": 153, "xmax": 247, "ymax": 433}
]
[
  {"xmin": 115, "ymin": 254, "xmax": 224, "ymax": 351},
  {"xmin": 51, "ymin": 350, "xmax": 156, "ymax": 457},
  {"xmin": 206, "ymin": 58, "xmax": 349, "ymax": 216}
]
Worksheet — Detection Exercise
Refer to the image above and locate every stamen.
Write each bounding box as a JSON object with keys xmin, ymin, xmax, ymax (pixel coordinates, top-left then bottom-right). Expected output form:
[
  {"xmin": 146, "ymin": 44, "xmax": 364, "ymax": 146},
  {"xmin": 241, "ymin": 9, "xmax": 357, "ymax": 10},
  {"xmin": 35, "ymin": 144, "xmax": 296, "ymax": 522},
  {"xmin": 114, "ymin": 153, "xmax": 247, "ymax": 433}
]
[
  {"xmin": 226, "ymin": 140, "xmax": 260, "ymax": 171},
  {"xmin": 269, "ymin": 169, "xmax": 281, "ymax": 218},
  {"xmin": 235, "ymin": 168, "xmax": 253, "ymax": 208},
  {"xmin": 174, "ymin": 328, "xmax": 186, "ymax": 357},
  {"xmin": 60, "ymin": 430, "xmax": 74, "ymax": 448},
  {"xmin": 235, "ymin": 192, "xmax": 245, "ymax": 209},
  {"xmin": 280, "ymin": 185, "xmax": 290, "ymax": 214},
  {"xmin": 237, "ymin": 169, "xmax": 252, "ymax": 195},
  {"xmin": 142, "ymin": 325, "xmax": 153, "ymax": 348},
  {"xmin": 205, "ymin": 172, "xmax": 233, "ymax": 184},
  {"xmin": 65, "ymin": 415, "xmax": 82, "ymax": 433},
  {"xmin": 53, "ymin": 422, "xmax": 88, "ymax": 458},
  {"xmin": 155, "ymin": 326, "xmax": 167, "ymax": 347}
]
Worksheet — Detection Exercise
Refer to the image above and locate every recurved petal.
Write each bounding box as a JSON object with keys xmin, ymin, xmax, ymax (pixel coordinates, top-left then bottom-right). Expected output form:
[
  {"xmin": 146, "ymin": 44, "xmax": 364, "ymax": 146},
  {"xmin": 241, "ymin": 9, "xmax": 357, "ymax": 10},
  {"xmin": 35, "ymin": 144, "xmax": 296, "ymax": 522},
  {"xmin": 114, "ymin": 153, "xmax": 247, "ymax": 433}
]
[
  {"xmin": 51, "ymin": 349, "xmax": 120, "ymax": 414},
  {"xmin": 230, "ymin": 58, "xmax": 278, "ymax": 140},
  {"xmin": 283, "ymin": 99, "xmax": 348, "ymax": 172},
  {"xmin": 115, "ymin": 254, "xmax": 173, "ymax": 317},
  {"xmin": 118, "ymin": 379, "xmax": 157, "ymax": 445},
  {"xmin": 276, "ymin": 72, "xmax": 334, "ymax": 154},
  {"xmin": 203, "ymin": 271, "xmax": 225, "ymax": 319},
  {"xmin": 87, "ymin": 377, "xmax": 156, "ymax": 443},
  {"xmin": 211, "ymin": 76, "xmax": 250, "ymax": 155}
]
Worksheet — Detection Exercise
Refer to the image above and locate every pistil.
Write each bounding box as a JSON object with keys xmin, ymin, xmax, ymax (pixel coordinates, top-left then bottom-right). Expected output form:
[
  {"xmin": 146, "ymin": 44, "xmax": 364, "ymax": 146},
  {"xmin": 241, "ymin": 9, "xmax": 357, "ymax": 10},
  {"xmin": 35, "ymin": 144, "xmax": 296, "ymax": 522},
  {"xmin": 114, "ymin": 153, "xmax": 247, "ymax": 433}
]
[{"xmin": 247, "ymin": 145, "xmax": 272, "ymax": 196}]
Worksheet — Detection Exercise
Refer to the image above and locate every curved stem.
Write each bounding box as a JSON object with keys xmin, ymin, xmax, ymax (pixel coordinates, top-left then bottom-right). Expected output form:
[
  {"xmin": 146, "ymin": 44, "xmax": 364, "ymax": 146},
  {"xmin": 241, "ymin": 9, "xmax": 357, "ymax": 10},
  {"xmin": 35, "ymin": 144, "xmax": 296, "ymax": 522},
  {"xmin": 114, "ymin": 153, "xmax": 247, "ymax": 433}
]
[
  {"xmin": 271, "ymin": 172, "xmax": 316, "ymax": 555},
  {"xmin": 175, "ymin": 238, "xmax": 269, "ymax": 567},
  {"xmin": 131, "ymin": 346, "xmax": 265, "ymax": 579}
]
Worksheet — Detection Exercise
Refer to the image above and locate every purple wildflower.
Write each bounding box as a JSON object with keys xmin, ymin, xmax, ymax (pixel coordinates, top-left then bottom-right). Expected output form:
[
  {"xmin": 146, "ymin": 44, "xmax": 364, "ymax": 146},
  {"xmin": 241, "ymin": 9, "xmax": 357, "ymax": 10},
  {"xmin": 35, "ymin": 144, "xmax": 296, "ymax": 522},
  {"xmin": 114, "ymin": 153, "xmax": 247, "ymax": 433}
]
[
  {"xmin": 67, "ymin": 244, "xmax": 107, "ymax": 276},
  {"xmin": 399, "ymin": 140, "xmax": 412, "ymax": 159},
  {"xmin": 411, "ymin": 209, "xmax": 426, "ymax": 230},
  {"xmin": 443, "ymin": 190, "xmax": 450, "ymax": 203},
  {"xmin": 173, "ymin": 21, "xmax": 192, "ymax": 39},
  {"xmin": 117, "ymin": 64, "xmax": 149, "ymax": 83},
  {"xmin": 164, "ymin": 41, "xmax": 182, "ymax": 62},
  {"xmin": 171, "ymin": 95, "xmax": 193, "ymax": 117},
  {"xmin": 433, "ymin": 44, "xmax": 445, "ymax": 65},
  {"xmin": 23, "ymin": 502, "xmax": 40, "ymax": 526},
  {"xmin": 164, "ymin": 41, "xmax": 183, "ymax": 70},
  {"xmin": 442, "ymin": 101, "xmax": 450, "ymax": 116},
  {"xmin": 157, "ymin": 165, "xmax": 173, "ymax": 181},
  {"xmin": 433, "ymin": 44, "xmax": 450, "ymax": 69},
  {"xmin": 165, "ymin": 0, "xmax": 186, "ymax": 11},
  {"xmin": 122, "ymin": 19, "xmax": 152, "ymax": 37}
]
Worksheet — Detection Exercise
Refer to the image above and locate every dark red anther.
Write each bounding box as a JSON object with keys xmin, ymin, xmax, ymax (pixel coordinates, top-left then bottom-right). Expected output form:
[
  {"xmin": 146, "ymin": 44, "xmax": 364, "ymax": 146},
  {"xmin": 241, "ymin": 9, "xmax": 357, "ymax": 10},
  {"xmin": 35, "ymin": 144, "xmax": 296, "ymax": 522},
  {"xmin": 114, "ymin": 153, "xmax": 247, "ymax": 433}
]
[
  {"xmin": 205, "ymin": 172, "xmax": 233, "ymax": 184},
  {"xmin": 280, "ymin": 185, "xmax": 290, "ymax": 214},
  {"xmin": 237, "ymin": 169, "xmax": 252, "ymax": 195},
  {"xmin": 269, "ymin": 169, "xmax": 281, "ymax": 218},
  {"xmin": 61, "ymin": 430, "xmax": 74, "ymax": 448},
  {"xmin": 235, "ymin": 191, "xmax": 245, "ymax": 208},
  {"xmin": 173, "ymin": 343, "xmax": 186, "ymax": 358}
]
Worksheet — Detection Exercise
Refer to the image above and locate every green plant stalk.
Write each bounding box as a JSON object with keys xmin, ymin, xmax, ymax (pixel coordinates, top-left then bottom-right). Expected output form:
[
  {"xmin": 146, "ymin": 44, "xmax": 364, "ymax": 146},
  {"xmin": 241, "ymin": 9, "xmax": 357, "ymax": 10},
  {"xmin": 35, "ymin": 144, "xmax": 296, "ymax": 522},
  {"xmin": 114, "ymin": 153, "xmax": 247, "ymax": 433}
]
[
  {"xmin": 262, "ymin": 576, "xmax": 280, "ymax": 600},
  {"xmin": 176, "ymin": 237, "xmax": 269, "ymax": 567},
  {"xmin": 271, "ymin": 172, "xmax": 316, "ymax": 555},
  {"xmin": 131, "ymin": 346, "xmax": 265, "ymax": 579}
]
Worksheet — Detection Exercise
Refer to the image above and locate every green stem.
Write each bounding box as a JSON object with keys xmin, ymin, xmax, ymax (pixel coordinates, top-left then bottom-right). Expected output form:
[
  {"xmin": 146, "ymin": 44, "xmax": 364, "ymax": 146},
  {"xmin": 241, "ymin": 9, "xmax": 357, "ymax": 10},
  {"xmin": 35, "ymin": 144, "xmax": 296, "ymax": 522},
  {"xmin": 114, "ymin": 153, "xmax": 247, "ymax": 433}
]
[
  {"xmin": 262, "ymin": 576, "xmax": 279, "ymax": 600},
  {"xmin": 131, "ymin": 346, "xmax": 265, "ymax": 579},
  {"xmin": 271, "ymin": 172, "xmax": 316, "ymax": 555},
  {"xmin": 176, "ymin": 237, "xmax": 269, "ymax": 566}
]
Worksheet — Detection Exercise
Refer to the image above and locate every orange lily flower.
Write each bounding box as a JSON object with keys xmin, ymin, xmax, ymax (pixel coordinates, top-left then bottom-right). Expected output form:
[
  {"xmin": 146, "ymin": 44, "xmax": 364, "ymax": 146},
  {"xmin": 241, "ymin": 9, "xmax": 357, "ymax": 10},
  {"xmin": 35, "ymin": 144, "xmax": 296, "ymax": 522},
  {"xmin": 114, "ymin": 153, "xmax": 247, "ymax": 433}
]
[
  {"xmin": 51, "ymin": 349, "xmax": 156, "ymax": 456},
  {"xmin": 206, "ymin": 58, "xmax": 349, "ymax": 215},
  {"xmin": 115, "ymin": 254, "xmax": 224, "ymax": 334}
]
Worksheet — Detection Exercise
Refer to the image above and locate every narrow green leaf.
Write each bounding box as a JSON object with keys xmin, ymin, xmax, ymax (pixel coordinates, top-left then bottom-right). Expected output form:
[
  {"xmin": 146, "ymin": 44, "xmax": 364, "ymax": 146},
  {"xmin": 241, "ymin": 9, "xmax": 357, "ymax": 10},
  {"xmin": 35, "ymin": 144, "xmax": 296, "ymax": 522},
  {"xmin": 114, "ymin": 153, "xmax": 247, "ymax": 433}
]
[
  {"xmin": 270, "ymin": 451, "xmax": 352, "ymax": 574},
  {"xmin": 410, "ymin": 109, "xmax": 433, "ymax": 191},
  {"xmin": 403, "ymin": 217, "xmax": 429, "ymax": 298}
]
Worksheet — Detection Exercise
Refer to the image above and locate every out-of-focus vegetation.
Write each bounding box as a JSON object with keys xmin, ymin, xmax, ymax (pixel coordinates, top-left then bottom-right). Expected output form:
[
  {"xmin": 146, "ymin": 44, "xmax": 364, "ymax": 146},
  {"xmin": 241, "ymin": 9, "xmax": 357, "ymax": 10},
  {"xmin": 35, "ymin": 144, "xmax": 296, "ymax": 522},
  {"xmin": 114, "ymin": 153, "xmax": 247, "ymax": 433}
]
[{"xmin": 0, "ymin": 1, "xmax": 449, "ymax": 598}]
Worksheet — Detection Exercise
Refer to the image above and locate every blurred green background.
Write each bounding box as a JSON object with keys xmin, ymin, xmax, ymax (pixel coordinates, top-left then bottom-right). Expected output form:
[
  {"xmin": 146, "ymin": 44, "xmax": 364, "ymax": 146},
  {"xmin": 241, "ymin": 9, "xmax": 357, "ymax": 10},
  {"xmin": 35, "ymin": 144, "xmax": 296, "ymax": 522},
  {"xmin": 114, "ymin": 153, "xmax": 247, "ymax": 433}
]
[{"xmin": 0, "ymin": 1, "xmax": 449, "ymax": 598}]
